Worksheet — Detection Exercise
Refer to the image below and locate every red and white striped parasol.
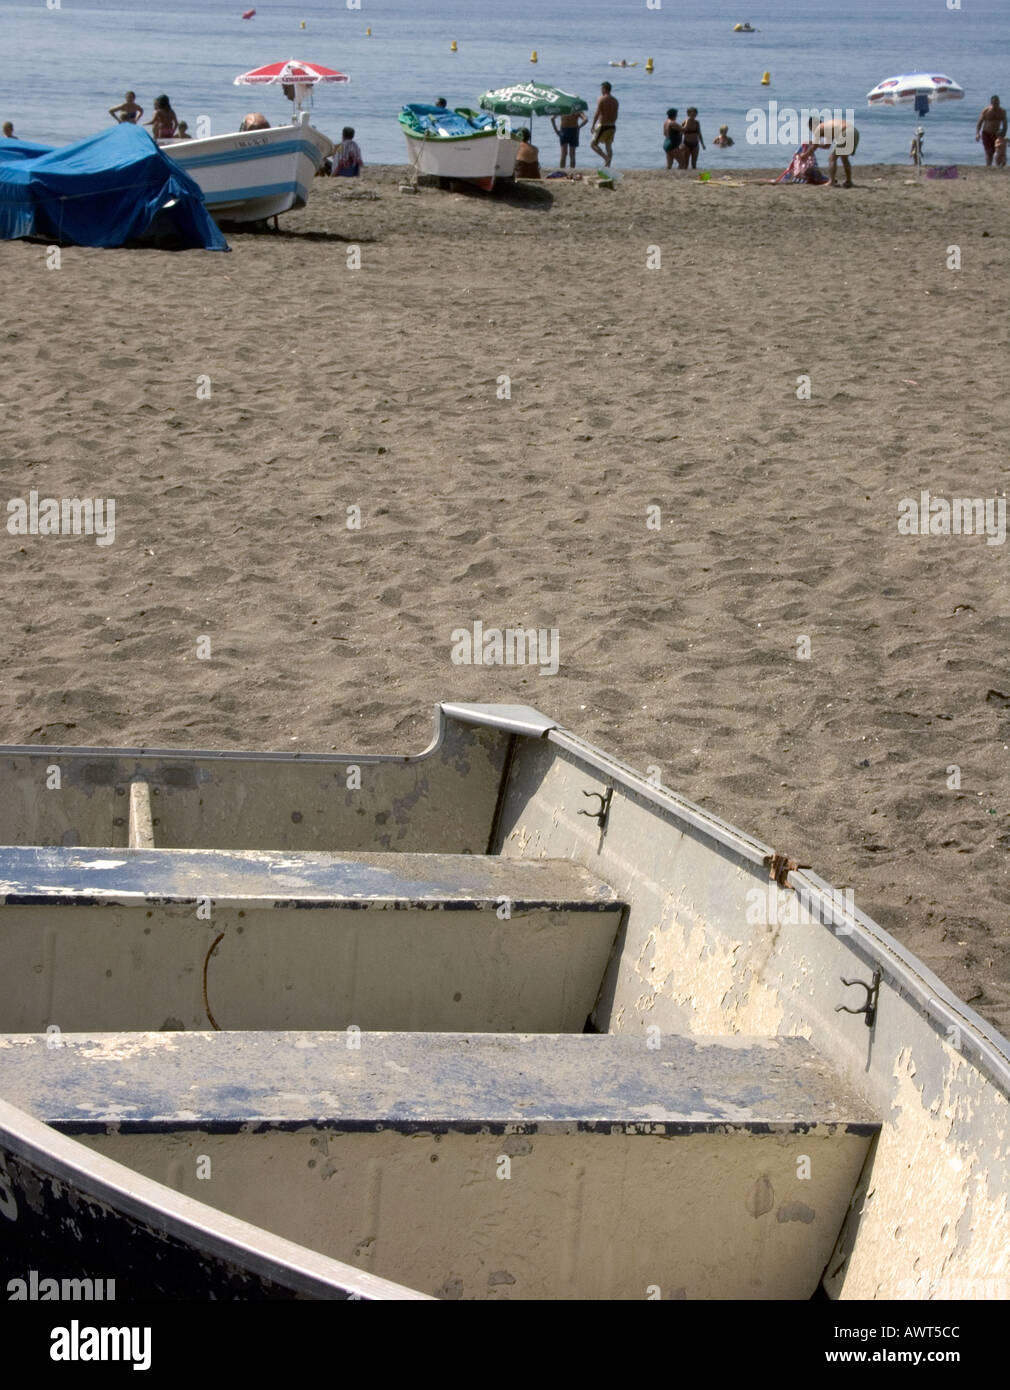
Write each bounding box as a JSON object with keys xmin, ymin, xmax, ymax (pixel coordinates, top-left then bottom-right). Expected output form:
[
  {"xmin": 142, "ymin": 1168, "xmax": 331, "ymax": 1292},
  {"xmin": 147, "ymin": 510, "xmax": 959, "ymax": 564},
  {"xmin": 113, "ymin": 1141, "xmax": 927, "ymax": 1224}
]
[{"xmin": 234, "ymin": 60, "xmax": 349, "ymax": 117}]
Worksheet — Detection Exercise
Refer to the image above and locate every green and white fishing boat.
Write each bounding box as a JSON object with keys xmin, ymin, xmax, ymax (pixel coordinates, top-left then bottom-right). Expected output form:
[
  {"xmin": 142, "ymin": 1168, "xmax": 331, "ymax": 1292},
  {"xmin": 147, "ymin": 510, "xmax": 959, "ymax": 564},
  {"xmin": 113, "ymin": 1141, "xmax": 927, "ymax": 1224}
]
[
  {"xmin": 399, "ymin": 105, "xmax": 519, "ymax": 191},
  {"xmin": 0, "ymin": 702, "xmax": 1006, "ymax": 1299}
]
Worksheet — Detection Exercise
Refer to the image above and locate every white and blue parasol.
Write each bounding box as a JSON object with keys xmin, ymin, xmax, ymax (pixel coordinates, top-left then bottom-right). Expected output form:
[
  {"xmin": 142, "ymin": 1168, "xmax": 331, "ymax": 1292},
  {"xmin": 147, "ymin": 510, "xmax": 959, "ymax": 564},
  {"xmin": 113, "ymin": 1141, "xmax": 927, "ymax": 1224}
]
[{"xmin": 867, "ymin": 73, "xmax": 964, "ymax": 111}]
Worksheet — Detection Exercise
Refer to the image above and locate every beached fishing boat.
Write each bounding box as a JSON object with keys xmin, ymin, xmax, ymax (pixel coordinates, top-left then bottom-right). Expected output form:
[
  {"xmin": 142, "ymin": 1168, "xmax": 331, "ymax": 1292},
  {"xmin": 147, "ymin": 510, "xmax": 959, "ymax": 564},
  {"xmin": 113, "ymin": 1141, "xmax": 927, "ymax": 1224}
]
[
  {"xmin": 160, "ymin": 114, "xmax": 333, "ymax": 224},
  {"xmin": 399, "ymin": 105, "xmax": 519, "ymax": 191},
  {"xmin": 0, "ymin": 701, "xmax": 1007, "ymax": 1300}
]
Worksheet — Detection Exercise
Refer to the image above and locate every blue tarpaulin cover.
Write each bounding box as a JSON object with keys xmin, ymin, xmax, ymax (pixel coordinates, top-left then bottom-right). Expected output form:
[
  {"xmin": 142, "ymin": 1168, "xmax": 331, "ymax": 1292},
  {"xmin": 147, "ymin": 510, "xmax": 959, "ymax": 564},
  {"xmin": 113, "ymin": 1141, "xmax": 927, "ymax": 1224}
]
[{"xmin": 0, "ymin": 125, "xmax": 228, "ymax": 250}]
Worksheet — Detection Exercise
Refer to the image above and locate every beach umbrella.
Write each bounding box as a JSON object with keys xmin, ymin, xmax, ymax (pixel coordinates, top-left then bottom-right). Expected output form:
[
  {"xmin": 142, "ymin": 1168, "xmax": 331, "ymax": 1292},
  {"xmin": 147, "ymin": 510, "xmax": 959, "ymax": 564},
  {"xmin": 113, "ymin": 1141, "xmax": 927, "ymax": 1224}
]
[
  {"xmin": 234, "ymin": 59, "xmax": 349, "ymax": 118},
  {"xmin": 478, "ymin": 82, "xmax": 587, "ymax": 144},
  {"xmin": 867, "ymin": 73, "xmax": 964, "ymax": 112},
  {"xmin": 867, "ymin": 72, "xmax": 964, "ymax": 173},
  {"xmin": 479, "ymin": 82, "xmax": 587, "ymax": 117}
]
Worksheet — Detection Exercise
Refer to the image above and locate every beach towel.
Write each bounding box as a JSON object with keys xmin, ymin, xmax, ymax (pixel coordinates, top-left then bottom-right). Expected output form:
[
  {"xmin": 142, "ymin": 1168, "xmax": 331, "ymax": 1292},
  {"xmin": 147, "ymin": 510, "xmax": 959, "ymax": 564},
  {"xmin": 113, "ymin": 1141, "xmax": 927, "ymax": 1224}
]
[{"xmin": 774, "ymin": 143, "xmax": 828, "ymax": 184}]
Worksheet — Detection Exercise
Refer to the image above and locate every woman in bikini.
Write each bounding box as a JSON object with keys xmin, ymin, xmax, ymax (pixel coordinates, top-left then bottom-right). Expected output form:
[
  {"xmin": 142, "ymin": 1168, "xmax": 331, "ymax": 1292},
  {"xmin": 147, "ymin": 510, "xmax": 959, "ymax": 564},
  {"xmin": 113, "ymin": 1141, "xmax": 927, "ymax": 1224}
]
[
  {"xmin": 109, "ymin": 92, "xmax": 143, "ymax": 125},
  {"xmin": 145, "ymin": 95, "xmax": 178, "ymax": 142},
  {"xmin": 681, "ymin": 108, "xmax": 705, "ymax": 169}
]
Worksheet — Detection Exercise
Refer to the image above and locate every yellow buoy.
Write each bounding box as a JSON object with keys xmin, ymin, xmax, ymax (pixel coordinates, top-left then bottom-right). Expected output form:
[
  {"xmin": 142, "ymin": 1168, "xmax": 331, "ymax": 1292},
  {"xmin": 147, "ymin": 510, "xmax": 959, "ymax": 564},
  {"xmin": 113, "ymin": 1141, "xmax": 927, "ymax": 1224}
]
[
  {"xmin": 300, "ymin": 20, "xmax": 305, "ymax": 27},
  {"xmin": 450, "ymin": 40, "xmax": 457, "ymax": 52},
  {"xmin": 645, "ymin": 57, "xmax": 654, "ymax": 73},
  {"xmin": 365, "ymin": 27, "xmax": 371, "ymax": 36},
  {"xmin": 761, "ymin": 71, "xmax": 770, "ymax": 85},
  {"xmin": 530, "ymin": 50, "xmax": 538, "ymax": 63}
]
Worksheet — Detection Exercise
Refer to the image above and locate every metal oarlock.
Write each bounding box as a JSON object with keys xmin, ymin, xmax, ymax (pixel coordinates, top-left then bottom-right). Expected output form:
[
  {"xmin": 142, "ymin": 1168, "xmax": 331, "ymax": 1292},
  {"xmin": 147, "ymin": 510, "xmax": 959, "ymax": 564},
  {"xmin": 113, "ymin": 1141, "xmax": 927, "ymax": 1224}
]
[
  {"xmin": 836, "ymin": 971, "xmax": 881, "ymax": 1029},
  {"xmin": 579, "ymin": 787, "xmax": 612, "ymax": 830}
]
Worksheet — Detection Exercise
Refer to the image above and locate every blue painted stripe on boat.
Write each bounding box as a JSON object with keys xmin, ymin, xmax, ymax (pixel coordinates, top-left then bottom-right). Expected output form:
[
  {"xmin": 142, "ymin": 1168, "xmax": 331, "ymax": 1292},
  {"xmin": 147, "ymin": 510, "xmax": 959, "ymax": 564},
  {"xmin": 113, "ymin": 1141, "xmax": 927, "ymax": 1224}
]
[
  {"xmin": 202, "ymin": 180, "xmax": 310, "ymax": 207},
  {"xmin": 170, "ymin": 140, "xmax": 321, "ymax": 172}
]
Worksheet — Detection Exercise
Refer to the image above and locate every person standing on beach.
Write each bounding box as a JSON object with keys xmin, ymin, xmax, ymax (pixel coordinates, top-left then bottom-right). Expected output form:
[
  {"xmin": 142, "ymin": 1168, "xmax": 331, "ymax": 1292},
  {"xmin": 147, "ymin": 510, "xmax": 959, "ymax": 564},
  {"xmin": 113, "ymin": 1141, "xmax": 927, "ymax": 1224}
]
[
  {"xmin": 590, "ymin": 82, "xmax": 618, "ymax": 166},
  {"xmin": 810, "ymin": 116, "xmax": 859, "ymax": 186},
  {"xmin": 975, "ymin": 96, "xmax": 1007, "ymax": 166},
  {"xmin": 553, "ymin": 108, "xmax": 587, "ymax": 168},
  {"xmin": 109, "ymin": 92, "xmax": 143, "ymax": 124},
  {"xmin": 145, "ymin": 95, "xmax": 178, "ymax": 141},
  {"xmin": 681, "ymin": 108, "xmax": 705, "ymax": 168},
  {"xmin": 662, "ymin": 109, "xmax": 682, "ymax": 169}
]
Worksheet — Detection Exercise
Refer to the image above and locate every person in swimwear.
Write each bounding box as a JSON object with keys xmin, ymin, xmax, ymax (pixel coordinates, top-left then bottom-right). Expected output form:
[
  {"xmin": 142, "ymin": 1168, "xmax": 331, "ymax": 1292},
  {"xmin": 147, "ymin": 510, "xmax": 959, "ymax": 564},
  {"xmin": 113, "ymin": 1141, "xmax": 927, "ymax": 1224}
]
[
  {"xmin": 552, "ymin": 108, "xmax": 588, "ymax": 168},
  {"xmin": 145, "ymin": 95, "xmax": 178, "ymax": 141},
  {"xmin": 663, "ymin": 109, "xmax": 682, "ymax": 169},
  {"xmin": 514, "ymin": 129, "xmax": 541, "ymax": 179},
  {"xmin": 109, "ymin": 91, "xmax": 143, "ymax": 124},
  {"xmin": 713, "ymin": 124, "xmax": 734, "ymax": 147},
  {"xmin": 681, "ymin": 108, "xmax": 705, "ymax": 168},
  {"xmin": 810, "ymin": 116, "xmax": 859, "ymax": 186},
  {"xmin": 975, "ymin": 96, "xmax": 1007, "ymax": 166},
  {"xmin": 590, "ymin": 81, "xmax": 618, "ymax": 166}
]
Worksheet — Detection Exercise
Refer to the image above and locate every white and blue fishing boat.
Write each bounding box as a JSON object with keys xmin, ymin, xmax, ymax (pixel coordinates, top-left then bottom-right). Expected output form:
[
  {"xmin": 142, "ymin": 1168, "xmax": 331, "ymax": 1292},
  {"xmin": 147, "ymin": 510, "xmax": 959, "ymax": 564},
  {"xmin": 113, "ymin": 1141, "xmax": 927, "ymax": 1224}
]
[
  {"xmin": 0, "ymin": 702, "xmax": 1007, "ymax": 1300},
  {"xmin": 162, "ymin": 114, "xmax": 333, "ymax": 224},
  {"xmin": 399, "ymin": 105, "xmax": 519, "ymax": 191}
]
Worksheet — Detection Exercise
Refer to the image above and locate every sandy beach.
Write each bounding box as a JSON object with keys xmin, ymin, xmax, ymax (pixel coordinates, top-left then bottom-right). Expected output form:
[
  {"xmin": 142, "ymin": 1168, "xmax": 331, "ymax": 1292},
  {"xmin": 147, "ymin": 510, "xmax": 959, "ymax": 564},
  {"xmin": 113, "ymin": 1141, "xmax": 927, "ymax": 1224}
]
[{"xmin": 1, "ymin": 163, "xmax": 1008, "ymax": 1033}]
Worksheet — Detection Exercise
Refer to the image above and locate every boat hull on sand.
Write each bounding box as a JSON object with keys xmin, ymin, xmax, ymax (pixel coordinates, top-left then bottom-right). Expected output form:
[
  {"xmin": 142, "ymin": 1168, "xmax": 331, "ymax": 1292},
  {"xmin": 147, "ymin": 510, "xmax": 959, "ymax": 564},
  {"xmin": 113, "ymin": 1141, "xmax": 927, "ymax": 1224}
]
[
  {"xmin": 161, "ymin": 117, "xmax": 333, "ymax": 222},
  {"xmin": 400, "ymin": 105, "xmax": 518, "ymax": 191},
  {"xmin": 0, "ymin": 702, "xmax": 1007, "ymax": 1300}
]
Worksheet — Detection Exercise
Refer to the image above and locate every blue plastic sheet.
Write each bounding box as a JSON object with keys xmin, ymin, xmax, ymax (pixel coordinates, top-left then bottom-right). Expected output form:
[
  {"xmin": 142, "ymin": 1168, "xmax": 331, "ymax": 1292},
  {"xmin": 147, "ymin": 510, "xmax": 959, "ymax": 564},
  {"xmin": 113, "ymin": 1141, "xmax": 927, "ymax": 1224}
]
[{"xmin": 0, "ymin": 124, "xmax": 228, "ymax": 250}]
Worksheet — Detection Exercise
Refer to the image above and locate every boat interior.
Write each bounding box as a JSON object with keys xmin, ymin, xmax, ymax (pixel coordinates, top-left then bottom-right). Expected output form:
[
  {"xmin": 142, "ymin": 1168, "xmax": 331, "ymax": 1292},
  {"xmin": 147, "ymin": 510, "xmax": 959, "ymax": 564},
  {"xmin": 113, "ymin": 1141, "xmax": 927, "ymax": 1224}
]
[
  {"xmin": 400, "ymin": 105, "xmax": 497, "ymax": 138},
  {"xmin": 0, "ymin": 702, "xmax": 1006, "ymax": 1300}
]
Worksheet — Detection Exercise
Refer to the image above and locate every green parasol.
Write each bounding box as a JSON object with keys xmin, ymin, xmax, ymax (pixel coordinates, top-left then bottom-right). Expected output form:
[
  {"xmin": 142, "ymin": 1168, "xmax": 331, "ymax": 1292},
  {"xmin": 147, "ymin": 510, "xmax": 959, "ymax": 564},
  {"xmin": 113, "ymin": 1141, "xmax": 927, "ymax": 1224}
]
[
  {"xmin": 479, "ymin": 82, "xmax": 588, "ymax": 118},
  {"xmin": 478, "ymin": 82, "xmax": 588, "ymax": 144}
]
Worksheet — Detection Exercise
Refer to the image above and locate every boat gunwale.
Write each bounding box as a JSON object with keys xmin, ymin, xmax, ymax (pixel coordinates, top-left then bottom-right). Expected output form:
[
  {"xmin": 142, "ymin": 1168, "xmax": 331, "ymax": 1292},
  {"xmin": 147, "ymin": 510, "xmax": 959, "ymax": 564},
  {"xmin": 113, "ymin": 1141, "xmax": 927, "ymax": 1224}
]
[
  {"xmin": 0, "ymin": 1094, "xmax": 430, "ymax": 1300},
  {"xmin": 445, "ymin": 703, "xmax": 1010, "ymax": 1100},
  {"xmin": 400, "ymin": 126, "xmax": 501, "ymax": 144}
]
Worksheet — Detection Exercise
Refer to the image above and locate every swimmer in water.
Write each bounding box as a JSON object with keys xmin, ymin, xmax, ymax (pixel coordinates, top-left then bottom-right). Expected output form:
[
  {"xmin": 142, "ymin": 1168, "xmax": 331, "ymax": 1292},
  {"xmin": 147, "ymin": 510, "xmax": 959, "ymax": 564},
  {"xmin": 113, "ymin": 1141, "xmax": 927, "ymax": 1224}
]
[{"xmin": 109, "ymin": 91, "xmax": 143, "ymax": 124}]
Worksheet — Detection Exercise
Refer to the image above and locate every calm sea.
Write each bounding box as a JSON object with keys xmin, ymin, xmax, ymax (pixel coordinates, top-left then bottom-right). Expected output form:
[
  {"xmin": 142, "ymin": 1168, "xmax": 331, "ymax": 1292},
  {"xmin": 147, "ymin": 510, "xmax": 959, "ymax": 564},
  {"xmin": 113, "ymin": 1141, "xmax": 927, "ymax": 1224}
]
[{"xmin": 1, "ymin": 0, "xmax": 1007, "ymax": 168}]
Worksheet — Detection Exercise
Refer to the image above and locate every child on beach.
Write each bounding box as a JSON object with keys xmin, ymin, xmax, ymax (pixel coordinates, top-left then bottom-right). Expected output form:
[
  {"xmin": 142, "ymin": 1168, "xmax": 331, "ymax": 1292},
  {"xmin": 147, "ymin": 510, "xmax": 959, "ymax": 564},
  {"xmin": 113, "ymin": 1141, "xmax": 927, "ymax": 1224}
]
[{"xmin": 910, "ymin": 127, "xmax": 925, "ymax": 166}]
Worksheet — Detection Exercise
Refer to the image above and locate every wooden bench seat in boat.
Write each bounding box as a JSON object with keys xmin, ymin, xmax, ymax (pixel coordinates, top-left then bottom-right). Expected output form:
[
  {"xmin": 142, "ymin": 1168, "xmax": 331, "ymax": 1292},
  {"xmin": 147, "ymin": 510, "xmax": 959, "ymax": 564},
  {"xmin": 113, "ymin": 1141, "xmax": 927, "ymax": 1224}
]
[
  {"xmin": 0, "ymin": 848, "xmax": 622, "ymax": 1034},
  {"xmin": 0, "ymin": 1030, "xmax": 879, "ymax": 1300}
]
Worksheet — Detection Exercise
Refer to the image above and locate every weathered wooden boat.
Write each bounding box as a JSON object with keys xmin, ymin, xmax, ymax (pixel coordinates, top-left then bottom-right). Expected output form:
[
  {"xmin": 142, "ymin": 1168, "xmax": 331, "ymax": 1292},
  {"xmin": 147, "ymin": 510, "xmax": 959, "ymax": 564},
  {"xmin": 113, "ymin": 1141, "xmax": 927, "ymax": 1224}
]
[
  {"xmin": 0, "ymin": 702, "xmax": 1007, "ymax": 1300},
  {"xmin": 399, "ymin": 105, "xmax": 519, "ymax": 191}
]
